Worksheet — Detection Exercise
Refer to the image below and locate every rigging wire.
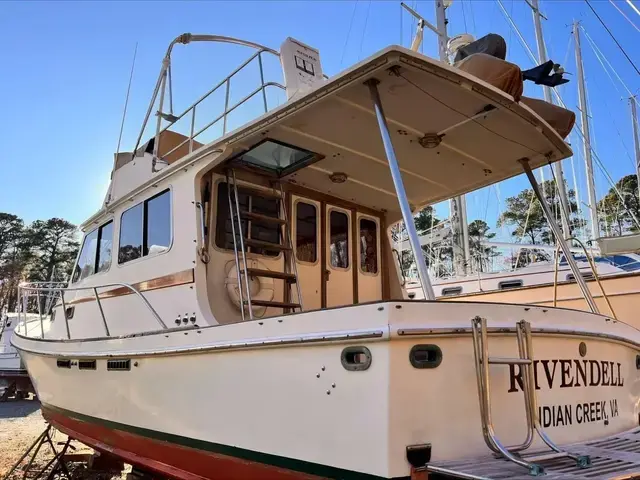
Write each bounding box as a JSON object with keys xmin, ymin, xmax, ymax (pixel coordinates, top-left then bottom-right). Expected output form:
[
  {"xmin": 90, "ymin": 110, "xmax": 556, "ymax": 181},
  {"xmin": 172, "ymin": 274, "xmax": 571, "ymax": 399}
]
[
  {"xmin": 397, "ymin": 71, "xmax": 546, "ymax": 155},
  {"xmin": 626, "ymin": 0, "xmax": 640, "ymax": 19},
  {"xmin": 358, "ymin": 0, "xmax": 372, "ymax": 60},
  {"xmin": 461, "ymin": 0, "xmax": 468, "ymax": 34},
  {"xmin": 609, "ymin": 0, "xmax": 640, "ymax": 34},
  {"xmin": 340, "ymin": 0, "xmax": 359, "ymax": 68},
  {"xmin": 581, "ymin": 25, "xmax": 639, "ymax": 105},
  {"xmin": 115, "ymin": 42, "xmax": 138, "ymax": 164},
  {"xmin": 584, "ymin": 0, "xmax": 640, "ymax": 76},
  {"xmin": 467, "ymin": 0, "xmax": 478, "ymax": 37},
  {"xmin": 582, "ymin": 34, "xmax": 637, "ymax": 169},
  {"xmin": 496, "ymin": 0, "xmax": 640, "ymax": 230}
]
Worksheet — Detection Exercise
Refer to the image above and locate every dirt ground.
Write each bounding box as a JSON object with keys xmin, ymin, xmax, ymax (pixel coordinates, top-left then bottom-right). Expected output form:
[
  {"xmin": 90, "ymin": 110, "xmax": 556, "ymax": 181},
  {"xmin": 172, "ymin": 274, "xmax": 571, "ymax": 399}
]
[{"xmin": 0, "ymin": 397, "xmax": 128, "ymax": 479}]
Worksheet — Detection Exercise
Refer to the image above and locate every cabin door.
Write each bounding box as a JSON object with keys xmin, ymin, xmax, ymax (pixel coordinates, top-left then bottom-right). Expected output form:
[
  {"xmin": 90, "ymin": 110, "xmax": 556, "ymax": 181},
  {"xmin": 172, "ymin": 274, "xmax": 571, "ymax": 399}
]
[{"xmin": 325, "ymin": 205, "xmax": 354, "ymax": 308}]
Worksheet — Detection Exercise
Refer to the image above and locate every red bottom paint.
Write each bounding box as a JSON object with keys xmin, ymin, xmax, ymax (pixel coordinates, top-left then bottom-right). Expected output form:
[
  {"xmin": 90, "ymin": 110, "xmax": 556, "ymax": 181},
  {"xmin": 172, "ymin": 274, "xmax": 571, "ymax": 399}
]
[{"xmin": 43, "ymin": 406, "xmax": 322, "ymax": 480}]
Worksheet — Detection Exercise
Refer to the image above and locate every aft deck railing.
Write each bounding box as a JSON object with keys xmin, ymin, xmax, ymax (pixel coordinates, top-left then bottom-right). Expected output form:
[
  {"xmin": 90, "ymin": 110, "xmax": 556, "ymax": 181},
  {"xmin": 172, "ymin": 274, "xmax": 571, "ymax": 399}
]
[
  {"xmin": 131, "ymin": 35, "xmax": 286, "ymax": 169},
  {"xmin": 17, "ymin": 282, "xmax": 167, "ymax": 340}
]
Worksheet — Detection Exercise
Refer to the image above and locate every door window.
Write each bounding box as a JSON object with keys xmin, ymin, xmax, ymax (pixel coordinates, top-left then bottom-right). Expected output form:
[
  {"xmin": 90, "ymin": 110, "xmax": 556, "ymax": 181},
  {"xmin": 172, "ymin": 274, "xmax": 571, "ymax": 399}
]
[{"xmin": 329, "ymin": 210, "xmax": 349, "ymax": 269}]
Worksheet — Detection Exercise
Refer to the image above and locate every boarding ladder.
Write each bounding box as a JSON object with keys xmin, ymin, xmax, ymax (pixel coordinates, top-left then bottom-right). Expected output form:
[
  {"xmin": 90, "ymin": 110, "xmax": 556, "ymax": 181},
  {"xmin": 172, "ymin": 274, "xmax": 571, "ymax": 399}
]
[
  {"xmin": 470, "ymin": 316, "xmax": 590, "ymax": 476},
  {"xmin": 226, "ymin": 169, "xmax": 302, "ymax": 321}
]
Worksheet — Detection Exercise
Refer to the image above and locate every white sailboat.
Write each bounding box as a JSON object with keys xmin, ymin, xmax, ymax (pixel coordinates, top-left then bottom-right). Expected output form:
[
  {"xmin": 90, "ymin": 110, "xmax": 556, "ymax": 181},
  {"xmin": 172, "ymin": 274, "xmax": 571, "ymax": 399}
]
[{"xmin": 11, "ymin": 28, "xmax": 640, "ymax": 480}]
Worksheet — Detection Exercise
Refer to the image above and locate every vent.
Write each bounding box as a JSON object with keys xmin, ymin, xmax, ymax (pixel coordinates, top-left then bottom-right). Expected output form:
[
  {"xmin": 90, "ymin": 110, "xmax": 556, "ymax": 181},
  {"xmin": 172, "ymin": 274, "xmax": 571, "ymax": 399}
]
[
  {"xmin": 567, "ymin": 272, "xmax": 594, "ymax": 281},
  {"xmin": 107, "ymin": 359, "xmax": 131, "ymax": 371},
  {"xmin": 410, "ymin": 345, "xmax": 443, "ymax": 369},
  {"xmin": 56, "ymin": 359, "xmax": 71, "ymax": 369},
  {"xmin": 78, "ymin": 360, "xmax": 96, "ymax": 370},
  {"xmin": 441, "ymin": 286, "xmax": 462, "ymax": 296},
  {"xmin": 498, "ymin": 279, "xmax": 523, "ymax": 290}
]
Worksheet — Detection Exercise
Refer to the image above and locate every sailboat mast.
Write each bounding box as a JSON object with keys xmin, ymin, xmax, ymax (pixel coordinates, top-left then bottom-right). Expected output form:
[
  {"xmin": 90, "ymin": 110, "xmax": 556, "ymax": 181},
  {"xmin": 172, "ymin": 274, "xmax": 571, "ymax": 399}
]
[
  {"xmin": 436, "ymin": 0, "xmax": 470, "ymax": 275},
  {"xmin": 630, "ymin": 96, "xmax": 640, "ymax": 196},
  {"xmin": 573, "ymin": 21, "xmax": 599, "ymax": 240},
  {"xmin": 530, "ymin": 0, "xmax": 572, "ymax": 238}
]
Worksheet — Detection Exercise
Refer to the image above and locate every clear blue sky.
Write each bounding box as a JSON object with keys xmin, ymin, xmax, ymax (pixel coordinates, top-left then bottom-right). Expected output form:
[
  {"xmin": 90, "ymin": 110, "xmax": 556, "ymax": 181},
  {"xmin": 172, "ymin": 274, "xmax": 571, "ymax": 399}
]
[{"xmin": 1, "ymin": 0, "xmax": 638, "ymax": 242}]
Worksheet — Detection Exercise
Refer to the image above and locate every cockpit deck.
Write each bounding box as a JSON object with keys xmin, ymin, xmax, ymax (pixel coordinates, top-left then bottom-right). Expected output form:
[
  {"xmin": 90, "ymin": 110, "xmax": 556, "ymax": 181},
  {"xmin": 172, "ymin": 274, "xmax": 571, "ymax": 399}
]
[{"xmin": 428, "ymin": 427, "xmax": 640, "ymax": 479}]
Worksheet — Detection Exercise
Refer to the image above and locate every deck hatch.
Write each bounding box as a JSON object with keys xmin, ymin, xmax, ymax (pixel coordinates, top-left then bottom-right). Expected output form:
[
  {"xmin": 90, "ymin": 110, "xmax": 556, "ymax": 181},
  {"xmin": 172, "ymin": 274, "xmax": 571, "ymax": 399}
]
[
  {"xmin": 107, "ymin": 359, "xmax": 131, "ymax": 371},
  {"xmin": 227, "ymin": 139, "xmax": 322, "ymax": 178}
]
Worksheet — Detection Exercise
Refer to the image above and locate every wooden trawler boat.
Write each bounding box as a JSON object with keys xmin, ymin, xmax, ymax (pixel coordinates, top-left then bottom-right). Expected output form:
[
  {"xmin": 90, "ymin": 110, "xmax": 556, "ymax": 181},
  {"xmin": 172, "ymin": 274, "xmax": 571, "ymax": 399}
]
[{"xmin": 12, "ymin": 31, "xmax": 640, "ymax": 479}]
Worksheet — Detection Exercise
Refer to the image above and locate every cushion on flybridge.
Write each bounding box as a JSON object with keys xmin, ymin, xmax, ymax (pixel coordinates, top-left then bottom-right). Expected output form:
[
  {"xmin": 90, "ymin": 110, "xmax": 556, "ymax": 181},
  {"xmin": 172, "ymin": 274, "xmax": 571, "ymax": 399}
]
[
  {"xmin": 454, "ymin": 53, "xmax": 523, "ymax": 101},
  {"xmin": 519, "ymin": 96, "xmax": 576, "ymax": 139}
]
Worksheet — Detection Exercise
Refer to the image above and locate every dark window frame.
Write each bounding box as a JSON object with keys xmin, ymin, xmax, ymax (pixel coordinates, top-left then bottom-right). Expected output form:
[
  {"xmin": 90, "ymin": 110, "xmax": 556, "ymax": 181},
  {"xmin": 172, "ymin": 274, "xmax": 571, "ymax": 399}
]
[
  {"xmin": 328, "ymin": 208, "xmax": 350, "ymax": 270},
  {"xmin": 214, "ymin": 182, "xmax": 281, "ymax": 258},
  {"xmin": 118, "ymin": 189, "xmax": 172, "ymax": 265},
  {"xmin": 294, "ymin": 200, "xmax": 318, "ymax": 264},
  {"xmin": 72, "ymin": 220, "xmax": 113, "ymax": 284},
  {"xmin": 358, "ymin": 217, "xmax": 379, "ymax": 275}
]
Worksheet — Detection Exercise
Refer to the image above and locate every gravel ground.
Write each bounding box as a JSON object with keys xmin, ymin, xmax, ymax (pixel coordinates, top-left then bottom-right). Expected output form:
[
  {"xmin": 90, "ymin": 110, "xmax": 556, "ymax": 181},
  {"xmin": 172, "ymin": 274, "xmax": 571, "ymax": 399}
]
[{"xmin": 0, "ymin": 397, "xmax": 128, "ymax": 479}]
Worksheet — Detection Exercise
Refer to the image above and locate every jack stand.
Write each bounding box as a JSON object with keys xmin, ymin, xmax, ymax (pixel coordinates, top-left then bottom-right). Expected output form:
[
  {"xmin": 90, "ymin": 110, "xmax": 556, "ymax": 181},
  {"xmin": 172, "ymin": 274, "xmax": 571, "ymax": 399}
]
[{"xmin": 1, "ymin": 425, "xmax": 72, "ymax": 480}]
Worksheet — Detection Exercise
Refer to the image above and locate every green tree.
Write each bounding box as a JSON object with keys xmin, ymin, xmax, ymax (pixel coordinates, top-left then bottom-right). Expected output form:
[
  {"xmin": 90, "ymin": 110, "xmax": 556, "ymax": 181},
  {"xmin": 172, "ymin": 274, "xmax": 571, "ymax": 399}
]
[
  {"xmin": 597, "ymin": 174, "xmax": 640, "ymax": 236},
  {"xmin": 497, "ymin": 179, "xmax": 583, "ymax": 245},
  {"xmin": 468, "ymin": 219, "xmax": 499, "ymax": 272},
  {"xmin": 24, "ymin": 218, "xmax": 79, "ymax": 283}
]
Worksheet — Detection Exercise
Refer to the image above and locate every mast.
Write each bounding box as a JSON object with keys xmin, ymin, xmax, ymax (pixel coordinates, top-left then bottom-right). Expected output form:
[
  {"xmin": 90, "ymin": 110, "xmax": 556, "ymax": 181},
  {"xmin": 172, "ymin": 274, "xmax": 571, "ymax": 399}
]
[
  {"xmin": 530, "ymin": 0, "xmax": 572, "ymax": 238},
  {"xmin": 436, "ymin": 0, "xmax": 470, "ymax": 275},
  {"xmin": 630, "ymin": 96, "xmax": 640, "ymax": 196},
  {"xmin": 573, "ymin": 21, "xmax": 599, "ymax": 240}
]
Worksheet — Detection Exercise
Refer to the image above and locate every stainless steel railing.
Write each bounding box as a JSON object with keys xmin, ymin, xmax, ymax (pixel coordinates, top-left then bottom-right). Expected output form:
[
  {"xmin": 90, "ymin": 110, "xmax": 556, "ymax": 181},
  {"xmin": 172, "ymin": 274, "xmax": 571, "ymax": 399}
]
[
  {"xmin": 131, "ymin": 35, "xmax": 286, "ymax": 169},
  {"xmin": 17, "ymin": 282, "xmax": 167, "ymax": 340}
]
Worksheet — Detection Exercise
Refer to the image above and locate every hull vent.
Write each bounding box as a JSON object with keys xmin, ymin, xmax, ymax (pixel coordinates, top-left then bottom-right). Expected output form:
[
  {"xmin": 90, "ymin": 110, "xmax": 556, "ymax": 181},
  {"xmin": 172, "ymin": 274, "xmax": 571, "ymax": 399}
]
[
  {"xmin": 107, "ymin": 359, "xmax": 131, "ymax": 371},
  {"xmin": 78, "ymin": 360, "xmax": 96, "ymax": 370}
]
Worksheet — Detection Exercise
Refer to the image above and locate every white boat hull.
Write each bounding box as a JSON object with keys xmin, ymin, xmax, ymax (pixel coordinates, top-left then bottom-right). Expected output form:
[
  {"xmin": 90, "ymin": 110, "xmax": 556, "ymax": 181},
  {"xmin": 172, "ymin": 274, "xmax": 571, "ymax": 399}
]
[{"xmin": 14, "ymin": 301, "xmax": 640, "ymax": 478}]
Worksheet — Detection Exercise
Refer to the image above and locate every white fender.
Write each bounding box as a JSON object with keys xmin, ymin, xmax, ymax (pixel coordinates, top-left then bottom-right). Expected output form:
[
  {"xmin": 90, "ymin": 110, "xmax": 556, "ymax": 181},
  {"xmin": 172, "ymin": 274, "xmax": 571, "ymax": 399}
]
[{"xmin": 225, "ymin": 259, "xmax": 275, "ymax": 316}]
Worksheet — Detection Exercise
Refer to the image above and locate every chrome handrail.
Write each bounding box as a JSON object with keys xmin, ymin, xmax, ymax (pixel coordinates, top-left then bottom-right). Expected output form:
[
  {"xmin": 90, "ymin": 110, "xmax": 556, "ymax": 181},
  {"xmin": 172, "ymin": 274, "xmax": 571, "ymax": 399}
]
[
  {"xmin": 131, "ymin": 34, "xmax": 286, "ymax": 171},
  {"xmin": 553, "ymin": 237, "xmax": 618, "ymax": 319},
  {"xmin": 17, "ymin": 281, "xmax": 167, "ymax": 340}
]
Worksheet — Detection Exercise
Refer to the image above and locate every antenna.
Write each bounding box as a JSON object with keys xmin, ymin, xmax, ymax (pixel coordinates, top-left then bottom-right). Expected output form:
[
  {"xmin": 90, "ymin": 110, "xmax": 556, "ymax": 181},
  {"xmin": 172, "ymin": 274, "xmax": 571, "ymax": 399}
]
[
  {"xmin": 106, "ymin": 42, "xmax": 138, "ymax": 205},
  {"xmin": 115, "ymin": 42, "xmax": 138, "ymax": 163}
]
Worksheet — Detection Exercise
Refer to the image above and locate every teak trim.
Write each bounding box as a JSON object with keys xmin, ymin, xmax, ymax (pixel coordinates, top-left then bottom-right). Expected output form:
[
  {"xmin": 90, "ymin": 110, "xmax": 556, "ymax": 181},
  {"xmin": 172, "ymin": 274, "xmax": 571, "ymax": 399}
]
[{"xmin": 66, "ymin": 269, "xmax": 195, "ymax": 306}]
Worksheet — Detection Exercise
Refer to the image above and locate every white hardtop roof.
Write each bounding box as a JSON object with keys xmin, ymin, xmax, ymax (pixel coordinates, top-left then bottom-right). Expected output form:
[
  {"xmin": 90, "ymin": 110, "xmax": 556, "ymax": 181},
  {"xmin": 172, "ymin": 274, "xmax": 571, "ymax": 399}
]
[
  {"xmin": 85, "ymin": 45, "xmax": 572, "ymax": 229},
  {"xmin": 208, "ymin": 45, "xmax": 572, "ymax": 214}
]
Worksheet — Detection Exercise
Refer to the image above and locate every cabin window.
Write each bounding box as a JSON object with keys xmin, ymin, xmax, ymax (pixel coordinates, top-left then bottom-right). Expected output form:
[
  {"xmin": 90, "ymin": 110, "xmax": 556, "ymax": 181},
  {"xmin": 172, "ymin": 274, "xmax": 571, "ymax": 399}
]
[
  {"xmin": 119, "ymin": 190, "xmax": 171, "ymax": 264},
  {"xmin": 567, "ymin": 272, "xmax": 594, "ymax": 281},
  {"xmin": 96, "ymin": 221, "xmax": 113, "ymax": 273},
  {"xmin": 441, "ymin": 286, "xmax": 462, "ymax": 296},
  {"xmin": 296, "ymin": 202, "xmax": 317, "ymax": 263},
  {"xmin": 72, "ymin": 220, "xmax": 113, "ymax": 283},
  {"xmin": 73, "ymin": 229, "xmax": 98, "ymax": 283},
  {"xmin": 498, "ymin": 279, "xmax": 523, "ymax": 290},
  {"xmin": 215, "ymin": 183, "xmax": 280, "ymax": 257},
  {"xmin": 329, "ymin": 210, "xmax": 349, "ymax": 269},
  {"xmin": 359, "ymin": 218, "xmax": 378, "ymax": 274}
]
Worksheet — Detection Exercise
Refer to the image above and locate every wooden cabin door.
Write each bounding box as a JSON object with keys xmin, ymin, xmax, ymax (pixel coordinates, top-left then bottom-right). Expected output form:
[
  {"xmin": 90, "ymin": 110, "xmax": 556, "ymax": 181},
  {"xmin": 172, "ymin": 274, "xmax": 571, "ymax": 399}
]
[{"xmin": 325, "ymin": 205, "xmax": 354, "ymax": 307}]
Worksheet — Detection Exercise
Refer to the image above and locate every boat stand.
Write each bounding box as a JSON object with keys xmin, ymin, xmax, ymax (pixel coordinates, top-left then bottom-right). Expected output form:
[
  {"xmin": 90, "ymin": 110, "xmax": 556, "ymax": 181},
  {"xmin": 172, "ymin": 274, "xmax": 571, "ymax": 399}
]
[{"xmin": 1, "ymin": 425, "xmax": 71, "ymax": 480}]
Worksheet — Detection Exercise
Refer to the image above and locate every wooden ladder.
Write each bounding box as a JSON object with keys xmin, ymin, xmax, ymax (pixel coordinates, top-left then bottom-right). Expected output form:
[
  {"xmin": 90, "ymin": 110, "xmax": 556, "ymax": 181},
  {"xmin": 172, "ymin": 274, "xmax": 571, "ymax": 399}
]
[{"xmin": 226, "ymin": 169, "xmax": 303, "ymax": 321}]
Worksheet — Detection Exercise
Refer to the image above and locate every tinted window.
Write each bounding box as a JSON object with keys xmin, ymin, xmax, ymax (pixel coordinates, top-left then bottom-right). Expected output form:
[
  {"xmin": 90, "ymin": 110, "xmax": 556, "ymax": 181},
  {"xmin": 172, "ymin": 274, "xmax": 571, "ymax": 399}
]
[
  {"xmin": 296, "ymin": 202, "xmax": 317, "ymax": 263},
  {"xmin": 215, "ymin": 183, "xmax": 279, "ymax": 257},
  {"xmin": 96, "ymin": 221, "xmax": 113, "ymax": 273},
  {"xmin": 73, "ymin": 229, "xmax": 98, "ymax": 283},
  {"xmin": 119, "ymin": 203, "xmax": 143, "ymax": 264},
  {"xmin": 329, "ymin": 210, "xmax": 349, "ymax": 268},
  {"xmin": 359, "ymin": 218, "xmax": 378, "ymax": 274},
  {"xmin": 118, "ymin": 189, "xmax": 171, "ymax": 265},
  {"xmin": 145, "ymin": 191, "xmax": 171, "ymax": 255}
]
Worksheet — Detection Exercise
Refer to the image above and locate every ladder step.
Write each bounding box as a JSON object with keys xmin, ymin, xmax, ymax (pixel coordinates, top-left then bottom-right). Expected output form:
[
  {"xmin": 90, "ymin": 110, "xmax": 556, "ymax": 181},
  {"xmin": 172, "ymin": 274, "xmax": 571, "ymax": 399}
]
[
  {"xmin": 234, "ymin": 185, "xmax": 282, "ymax": 200},
  {"xmin": 521, "ymin": 451, "xmax": 571, "ymax": 463},
  {"xmin": 239, "ymin": 210, "xmax": 286, "ymax": 225},
  {"xmin": 244, "ymin": 268, "xmax": 297, "ymax": 282},
  {"xmin": 244, "ymin": 238, "xmax": 291, "ymax": 251},
  {"xmin": 245, "ymin": 299, "xmax": 301, "ymax": 309},
  {"xmin": 488, "ymin": 357, "xmax": 532, "ymax": 365}
]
